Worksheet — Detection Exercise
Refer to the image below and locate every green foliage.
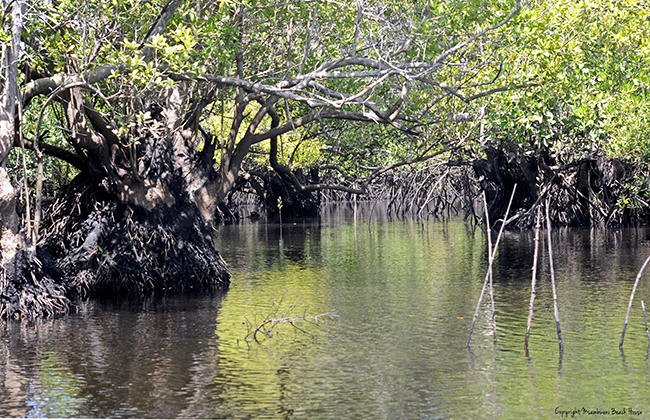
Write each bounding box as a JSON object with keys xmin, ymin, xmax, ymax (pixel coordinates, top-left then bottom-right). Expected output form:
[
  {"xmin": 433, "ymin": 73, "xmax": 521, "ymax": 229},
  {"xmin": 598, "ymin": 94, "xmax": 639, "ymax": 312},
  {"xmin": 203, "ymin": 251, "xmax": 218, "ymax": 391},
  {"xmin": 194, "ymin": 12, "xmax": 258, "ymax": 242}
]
[
  {"xmin": 8, "ymin": 96, "xmax": 79, "ymax": 199},
  {"xmin": 482, "ymin": 0, "xmax": 650, "ymax": 162},
  {"xmin": 615, "ymin": 173, "xmax": 650, "ymax": 210},
  {"xmin": 15, "ymin": 0, "xmax": 650, "ymax": 218},
  {"xmin": 7, "ymin": 148, "xmax": 76, "ymax": 199}
]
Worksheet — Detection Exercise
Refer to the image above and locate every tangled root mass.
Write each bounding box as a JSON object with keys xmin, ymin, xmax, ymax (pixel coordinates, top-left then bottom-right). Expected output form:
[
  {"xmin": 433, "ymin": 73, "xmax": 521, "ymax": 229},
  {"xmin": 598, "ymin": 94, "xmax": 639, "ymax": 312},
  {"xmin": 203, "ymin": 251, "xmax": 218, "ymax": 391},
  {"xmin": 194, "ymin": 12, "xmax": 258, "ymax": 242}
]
[
  {"xmin": 40, "ymin": 178, "xmax": 230, "ymax": 303},
  {"xmin": 0, "ymin": 247, "xmax": 75, "ymax": 321}
]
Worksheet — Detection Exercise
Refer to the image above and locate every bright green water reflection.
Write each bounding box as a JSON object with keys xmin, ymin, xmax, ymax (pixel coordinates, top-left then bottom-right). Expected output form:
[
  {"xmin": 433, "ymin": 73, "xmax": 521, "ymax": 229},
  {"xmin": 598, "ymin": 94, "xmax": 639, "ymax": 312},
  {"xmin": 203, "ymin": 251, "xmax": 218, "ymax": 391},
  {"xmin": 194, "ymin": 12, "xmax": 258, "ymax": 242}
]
[
  {"xmin": 213, "ymin": 214, "xmax": 489, "ymax": 419},
  {"xmin": 26, "ymin": 350, "xmax": 87, "ymax": 417},
  {"xmin": 1, "ymin": 205, "xmax": 650, "ymax": 418},
  {"xmin": 211, "ymin": 209, "xmax": 650, "ymax": 419}
]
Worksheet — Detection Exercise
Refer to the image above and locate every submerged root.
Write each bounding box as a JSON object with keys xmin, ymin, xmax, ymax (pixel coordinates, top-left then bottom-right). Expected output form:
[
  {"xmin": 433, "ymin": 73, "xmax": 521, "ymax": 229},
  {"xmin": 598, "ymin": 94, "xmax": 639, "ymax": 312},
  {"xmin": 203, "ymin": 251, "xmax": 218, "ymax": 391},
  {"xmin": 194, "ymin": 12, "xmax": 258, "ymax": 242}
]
[{"xmin": 232, "ymin": 168, "xmax": 321, "ymax": 219}]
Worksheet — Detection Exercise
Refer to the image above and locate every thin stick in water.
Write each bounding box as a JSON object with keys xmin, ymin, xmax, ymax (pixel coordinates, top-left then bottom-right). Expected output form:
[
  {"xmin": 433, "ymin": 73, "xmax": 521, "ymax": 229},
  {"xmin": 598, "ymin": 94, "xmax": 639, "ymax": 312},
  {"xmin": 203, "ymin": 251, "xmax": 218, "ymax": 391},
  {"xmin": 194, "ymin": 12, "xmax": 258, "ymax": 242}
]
[
  {"xmin": 467, "ymin": 184, "xmax": 517, "ymax": 348},
  {"xmin": 545, "ymin": 201, "xmax": 563, "ymax": 353},
  {"xmin": 620, "ymin": 253, "xmax": 650, "ymax": 349},
  {"xmin": 524, "ymin": 210, "xmax": 541, "ymax": 352},
  {"xmin": 641, "ymin": 301, "xmax": 650, "ymax": 343},
  {"xmin": 481, "ymin": 191, "xmax": 497, "ymax": 343}
]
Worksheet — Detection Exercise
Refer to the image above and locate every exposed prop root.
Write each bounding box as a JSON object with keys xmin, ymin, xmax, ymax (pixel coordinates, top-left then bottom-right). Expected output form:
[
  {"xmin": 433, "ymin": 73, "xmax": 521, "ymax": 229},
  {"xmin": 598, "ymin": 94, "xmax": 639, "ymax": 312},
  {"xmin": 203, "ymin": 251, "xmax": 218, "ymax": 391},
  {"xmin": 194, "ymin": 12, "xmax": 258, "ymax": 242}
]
[
  {"xmin": 476, "ymin": 150, "xmax": 650, "ymax": 229},
  {"xmin": 0, "ymin": 248, "xmax": 75, "ymax": 321},
  {"xmin": 230, "ymin": 167, "xmax": 321, "ymax": 219},
  {"xmin": 263, "ymin": 170, "xmax": 320, "ymax": 218},
  {"xmin": 318, "ymin": 164, "xmax": 475, "ymax": 217},
  {"xmin": 41, "ymin": 178, "xmax": 230, "ymax": 300},
  {"xmin": 62, "ymin": 205, "xmax": 229, "ymax": 299}
]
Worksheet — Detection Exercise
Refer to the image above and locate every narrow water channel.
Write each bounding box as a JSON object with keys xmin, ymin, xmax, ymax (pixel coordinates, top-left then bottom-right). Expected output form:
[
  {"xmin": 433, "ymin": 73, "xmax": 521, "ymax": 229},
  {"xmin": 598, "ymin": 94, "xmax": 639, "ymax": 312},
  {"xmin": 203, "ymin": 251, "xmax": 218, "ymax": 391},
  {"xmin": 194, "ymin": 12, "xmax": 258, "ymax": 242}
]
[{"xmin": 2, "ymin": 203, "xmax": 650, "ymax": 418}]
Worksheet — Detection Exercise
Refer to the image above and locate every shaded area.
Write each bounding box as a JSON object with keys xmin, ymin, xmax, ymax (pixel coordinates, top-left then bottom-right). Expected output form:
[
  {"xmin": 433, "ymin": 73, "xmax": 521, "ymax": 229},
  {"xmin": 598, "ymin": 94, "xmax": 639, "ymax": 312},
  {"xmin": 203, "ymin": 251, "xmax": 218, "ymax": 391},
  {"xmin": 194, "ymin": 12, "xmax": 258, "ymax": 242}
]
[
  {"xmin": 473, "ymin": 147, "xmax": 649, "ymax": 228},
  {"xmin": 40, "ymin": 176, "xmax": 230, "ymax": 300},
  {"xmin": 0, "ymin": 295, "xmax": 225, "ymax": 418},
  {"xmin": 0, "ymin": 247, "xmax": 75, "ymax": 320}
]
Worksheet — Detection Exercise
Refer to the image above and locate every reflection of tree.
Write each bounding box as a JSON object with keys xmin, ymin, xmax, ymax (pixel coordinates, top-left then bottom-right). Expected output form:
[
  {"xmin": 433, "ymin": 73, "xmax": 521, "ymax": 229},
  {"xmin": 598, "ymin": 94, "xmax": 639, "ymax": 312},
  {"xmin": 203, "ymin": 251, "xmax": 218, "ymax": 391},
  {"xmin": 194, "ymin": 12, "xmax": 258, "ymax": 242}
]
[
  {"xmin": 73, "ymin": 299, "xmax": 226, "ymax": 418},
  {"xmin": 27, "ymin": 351, "xmax": 86, "ymax": 418},
  {"xmin": 0, "ymin": 325, "xmax": 87, "ymax": 417},
  {"xmin": 212, "ymin": 214, "xmax": 492, "ymax": 418},
  {"xmin": 0, "ymin": 297, "xmax": 225, "ymax": 418},
  {"xmin": 0, "ymin": 328, "xmax": 33, "ymax": 417},
  {"xmin": 6, "ymin": 213, "xmax": 650, "ymax": 417},
  {"xmin": 215, "ymin": 219, "xmax": 325, "ymax": 272},
  {"xmin": 476, "ymin": 227, "xmax": 650, "ymax": 416}
]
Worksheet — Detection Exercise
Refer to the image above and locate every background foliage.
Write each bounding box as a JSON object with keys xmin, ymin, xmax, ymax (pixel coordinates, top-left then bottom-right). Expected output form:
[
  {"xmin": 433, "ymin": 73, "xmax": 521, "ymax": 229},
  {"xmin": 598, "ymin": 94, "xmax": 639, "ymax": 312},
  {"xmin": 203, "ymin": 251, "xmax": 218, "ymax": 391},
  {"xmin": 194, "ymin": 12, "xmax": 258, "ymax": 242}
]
[{"xmin": 6, "ymin": 0, "xmax": 650, "ymax": 221}]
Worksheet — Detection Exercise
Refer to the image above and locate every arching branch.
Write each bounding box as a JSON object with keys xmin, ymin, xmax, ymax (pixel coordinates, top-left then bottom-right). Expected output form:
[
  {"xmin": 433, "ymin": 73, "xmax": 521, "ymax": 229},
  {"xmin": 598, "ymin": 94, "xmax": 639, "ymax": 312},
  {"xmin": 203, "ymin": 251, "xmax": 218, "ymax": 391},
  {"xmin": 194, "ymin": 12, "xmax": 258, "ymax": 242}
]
[
  {"xmin": 13, "ymin": 136, "xmax": 86, "ymax": 171},
  {"xmin": 266, "ymin": 107, "xmax": 366, "ymax": 195},
  {"xmin": 22, "ymin": 64, "xmax": 126, "ymax": 107},
  {"xmin": 140, "ymin": 0, "xmax": 183, "ymax": 62}
]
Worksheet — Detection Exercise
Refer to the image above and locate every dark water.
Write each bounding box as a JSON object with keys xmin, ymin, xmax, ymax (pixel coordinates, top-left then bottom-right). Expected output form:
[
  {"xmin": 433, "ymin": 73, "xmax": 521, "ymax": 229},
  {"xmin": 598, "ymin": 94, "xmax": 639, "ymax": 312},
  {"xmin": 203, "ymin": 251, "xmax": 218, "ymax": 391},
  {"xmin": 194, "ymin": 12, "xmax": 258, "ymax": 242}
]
[{"xmin": 3, "ymin": 204, "xmax": 650, "ymax": 419}]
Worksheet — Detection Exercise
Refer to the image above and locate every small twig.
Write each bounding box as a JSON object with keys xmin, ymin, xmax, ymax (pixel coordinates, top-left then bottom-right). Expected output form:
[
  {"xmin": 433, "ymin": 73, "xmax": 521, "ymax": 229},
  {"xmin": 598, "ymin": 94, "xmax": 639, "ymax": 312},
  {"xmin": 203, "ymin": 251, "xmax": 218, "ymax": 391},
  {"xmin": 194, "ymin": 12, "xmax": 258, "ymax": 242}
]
[
  {"xmin": 620, "ymin": 253, "xmax": 650, "ymax": 349},
  {"xmin": 249, "ymin": 313, "xmax": 338, "ymax": 342},
  {"xmin": 32, "ymin": 81, "xmax": 88, "ymax": 243},
  {"xmin": 287, "ymin": 320, "xmax": 315, "ymax": 338},
  {"xmin": 16, "ymin": 91, "xmax": 32, "ymax": 242},
  {"xmin": 546, "ymin": 200, "xmax": 563, "ymax": 354},
  {"xmin": 253, "ymin": 319, "xmax": 271, "ymax": 341},
  {"xmin": 244, "ymin": 293, "xmax": 339, "ymax": 343},
  {"xmin": 641, "ymin": 301, "xmax": 650, "ymax": 343},
  {"xmin": 467, "ymin": 184, "xmax": 517, "ymax": 348}
]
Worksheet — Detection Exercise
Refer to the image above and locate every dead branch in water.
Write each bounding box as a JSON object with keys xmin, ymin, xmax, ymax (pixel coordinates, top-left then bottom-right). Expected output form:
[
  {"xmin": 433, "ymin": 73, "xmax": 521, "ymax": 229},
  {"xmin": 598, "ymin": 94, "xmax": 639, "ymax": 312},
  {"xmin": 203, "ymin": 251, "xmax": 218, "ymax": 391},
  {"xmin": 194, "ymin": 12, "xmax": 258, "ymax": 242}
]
[
  {"xmin": 524, "ymin": 210, "xmax": 542, "ymax": 353},
  {"xmin": 620, "ymin": 254, "xmax": 650, "ymax": 349},
  {"xmin": 546, "ymin": 200, "xmax": 563, "ymax": 354},
  {"xmin": 643, "ymin": 301, "xmax": 650, "ymax": 345},
  {"xmin": 247, "ymin": 312, "xmax": 339, "ymax": 342},
  {"xmin": 484, "ymin": 191, "xmax": 497, "ymax": 343},
  {"xmin": 244, "ymin": 293, "xmax": 339, "ymax": 343}
]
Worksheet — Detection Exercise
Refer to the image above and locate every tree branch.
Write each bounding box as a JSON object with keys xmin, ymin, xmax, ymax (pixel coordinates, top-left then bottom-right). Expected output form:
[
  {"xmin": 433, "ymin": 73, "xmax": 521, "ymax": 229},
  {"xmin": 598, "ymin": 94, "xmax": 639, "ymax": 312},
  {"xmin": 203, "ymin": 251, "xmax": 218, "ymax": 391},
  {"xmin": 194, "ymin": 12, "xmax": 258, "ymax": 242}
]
[
  {"xmin": 84, "ymin": 104, "xmax": 120, "ymax": 148},
  {"xmin": 13, "ymin": 136, "xmax": 86, "ymax": 171},
  {"xmin": 249, "ymin": 108, "xmax": 417, "ymax": 146},
  {"xmin": 140, "ymin": 0, "xmax": 183, "ymax": 62},
  {"xmin": 265, "ymin": 107, "xmax": 366, "ymax": 195},
  {"xmin": 418, "ymin": 0, "xmax": 522, "ymax": 76},
  {"xmin": 362, "ymin": 146, "xmax": 455, "ymax": 185},
  {"xmin": 22, "ymin": 64, "xmax": 126, "ymax": 107},
  {"xmin": 230, "ymin": 95, "xmax": 280, "ymax": 174},
  {"xmin": 239, "ymin": 172, "xmax": 266, "ymax": 199}
]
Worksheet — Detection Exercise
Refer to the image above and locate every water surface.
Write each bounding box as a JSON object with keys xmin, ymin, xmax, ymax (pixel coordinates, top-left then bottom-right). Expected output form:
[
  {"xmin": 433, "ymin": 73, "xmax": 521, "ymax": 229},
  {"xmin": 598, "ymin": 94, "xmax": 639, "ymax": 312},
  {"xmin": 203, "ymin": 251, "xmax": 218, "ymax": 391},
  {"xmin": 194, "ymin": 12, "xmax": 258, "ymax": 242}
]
[{"xmin": 2, "ymin": 204, "xmax": 650, "ymax": 418}]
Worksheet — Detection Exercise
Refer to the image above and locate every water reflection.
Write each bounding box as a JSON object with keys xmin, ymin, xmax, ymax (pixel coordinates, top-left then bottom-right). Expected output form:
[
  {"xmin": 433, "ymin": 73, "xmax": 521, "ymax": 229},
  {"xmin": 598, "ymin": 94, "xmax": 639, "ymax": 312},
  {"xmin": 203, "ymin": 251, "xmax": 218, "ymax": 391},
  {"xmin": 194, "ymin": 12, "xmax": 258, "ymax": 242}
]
[
  {"xmin": 2, "ymin": 205, "xmax": 650, "ymax": 418},
  {"xmin": 0, "ymin": 297, "xmax": 225, "ymax": 418}
]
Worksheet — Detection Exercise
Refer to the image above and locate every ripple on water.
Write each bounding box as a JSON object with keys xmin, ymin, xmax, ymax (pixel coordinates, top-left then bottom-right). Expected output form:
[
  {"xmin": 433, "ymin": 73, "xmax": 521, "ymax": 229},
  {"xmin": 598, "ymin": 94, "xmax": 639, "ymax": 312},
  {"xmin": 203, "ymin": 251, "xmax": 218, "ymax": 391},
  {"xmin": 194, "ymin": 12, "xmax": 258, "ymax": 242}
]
[{"xmin": 3, "ymin": 214, "xmax": 650, "ymax": 418}]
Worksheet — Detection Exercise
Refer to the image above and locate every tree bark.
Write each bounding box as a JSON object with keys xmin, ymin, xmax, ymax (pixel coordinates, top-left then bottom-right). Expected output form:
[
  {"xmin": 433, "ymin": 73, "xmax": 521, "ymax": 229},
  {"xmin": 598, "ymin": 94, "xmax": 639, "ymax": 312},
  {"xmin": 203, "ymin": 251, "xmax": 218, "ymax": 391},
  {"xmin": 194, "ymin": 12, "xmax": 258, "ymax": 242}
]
[
  {"xmin": 1, "ymin": 0, "xmax": 26, "ymax": 280},
  {"xmin": 0, "ymin": 1, "xmax": 74, "ymax": 320}
]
